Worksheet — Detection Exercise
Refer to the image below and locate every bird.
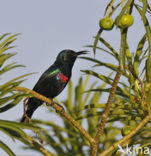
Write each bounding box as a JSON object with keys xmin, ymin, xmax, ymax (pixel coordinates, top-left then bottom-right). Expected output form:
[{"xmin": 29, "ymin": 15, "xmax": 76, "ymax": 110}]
[{"xmin": 20, "ymin": 49, "xmax": 87, "ymax": 122}]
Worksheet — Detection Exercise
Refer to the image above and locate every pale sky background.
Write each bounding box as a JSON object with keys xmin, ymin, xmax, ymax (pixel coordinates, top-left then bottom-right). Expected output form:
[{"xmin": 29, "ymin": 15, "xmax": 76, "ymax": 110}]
[{"xmin": 0, "ymin": 0, "xmax": 148, "ymax": 155}]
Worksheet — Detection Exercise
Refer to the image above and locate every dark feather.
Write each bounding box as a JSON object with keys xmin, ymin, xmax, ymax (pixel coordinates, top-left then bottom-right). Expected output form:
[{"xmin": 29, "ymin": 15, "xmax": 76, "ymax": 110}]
[{"xmin": 20, "ymin": 49, "xmax": 87, "ymax": 122}]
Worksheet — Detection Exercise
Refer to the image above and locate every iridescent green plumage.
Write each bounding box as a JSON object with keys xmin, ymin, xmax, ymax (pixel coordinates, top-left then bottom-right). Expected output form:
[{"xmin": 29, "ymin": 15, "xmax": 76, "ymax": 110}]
[
  {"xmin": 21, "ymin": 49, "xmax": 88, "ymax": 122},
  {"xmin": 48, "ymin": 68, "xmax": 60, "ymax": 76}
]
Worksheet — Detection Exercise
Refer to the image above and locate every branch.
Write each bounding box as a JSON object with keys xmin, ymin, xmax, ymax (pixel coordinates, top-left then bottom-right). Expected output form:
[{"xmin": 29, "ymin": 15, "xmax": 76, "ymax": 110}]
[
  {"xmin": 126, "ymin": 65, "xmax": 151, "ymax": 118},
  {"xmin": 95, "ymin": 67, "xmax": 122, "ymax": 142},
  {"xmin": 26, "ymin": 135, "xmax": 52, "ymax": 156},
  {"xmin": 100, "ymin": 115, "xmax": 150, "ymax": 156},
  {"xmin": 14, "ymin": 86, "xmax": 94, "ymax": 144},
  {"xmin": 90, "ymin": 67, "xmax": 122, "ymax": 156}
]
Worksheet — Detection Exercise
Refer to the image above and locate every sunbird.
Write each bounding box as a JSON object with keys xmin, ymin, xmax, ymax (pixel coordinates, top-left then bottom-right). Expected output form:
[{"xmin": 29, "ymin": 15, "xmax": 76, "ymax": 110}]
[{"xmin": 21, "ymin": 49, "xmax": 87, "ymax": 122}]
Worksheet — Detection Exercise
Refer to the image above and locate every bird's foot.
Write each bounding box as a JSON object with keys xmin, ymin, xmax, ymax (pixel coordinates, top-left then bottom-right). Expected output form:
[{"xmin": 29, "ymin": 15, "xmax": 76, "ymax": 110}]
[
  {"xmin": 55, "ymin": 103, "xmax": 65, "ymax": 114},
  {"xmin": 46, "ymin": 100, "xmax": 65, "ymax": 114},
  {"xmin": 24, "ymin": 113, "xmax": 31, "ymax": 123},
  {"xmin": 46, "ymin": 98, "xmax": 54, "ymax": 107},
  {"xmin": 23, "ymin": 98, "xmax": 31, "ymax": 123}
]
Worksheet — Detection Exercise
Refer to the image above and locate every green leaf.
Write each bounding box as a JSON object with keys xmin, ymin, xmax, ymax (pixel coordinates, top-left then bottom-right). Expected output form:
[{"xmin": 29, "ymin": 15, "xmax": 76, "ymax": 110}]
[
  {"xmin": 42, "ymin": 131, "xmax": 66, "ymax": 155},
  {"xmin": 125, "ymin": 42, "xmax": 133, "ymax": 66},
  {"xmin": 0, "ymin": 34, "xmax": 20, "ymax": 53},
  {"xmin": 0, "ymin": 93, "xmax": 22, "ymax": 106},
  {"xmin": 0, "ymin": 141, "xmax": 15, "ymax": 156},
  {"xmin": 133, "ymin": 34, "xmax": 146, "ymax": 76},
  {"xmin": 0, "ymin": 53, "xmax": 16, "ymax": 67},
  {"xmin": 0, "ymin": 38, "xmax": 17, "ymax": 54},
  {"xmin": 0, "ymin": 94, "xmax": 27, "ymax": 113},
  {"xmin": 82, "ymin": 75, "xmax": 90, "ymax": 92},
  {"xmin": 32, "ymin": 120, "xmax": 76, "ymax": 136},
  {"xmin": 0, "ymin": 127, "xmax": 15, "ymax": 141},
  {"xmin": 0, "ymin": 63, "xmax": 25, "ymax": 75},
  {"xmin": 0, "ymin": 33, "xmax": 11, "ymax": 41},
  {"xmin": 93, "ymin": 29, "xmax": 102, "ymax": 54},
  {"xmin": 81, "ymin": 70, "xmax": 112, "ymax": 85},
  {"xmin": 88, "ymin": 88, "xmax": 129, "ymax": 98},
  {"xmin": 86, "ymin": 45, "xmax": 117, "ymax": 59},
  {"xmin": 0, "ymin": 73, "xmax": 33, "ymax": 90},
  {"xmin": 77, "ymin": 78, "xmax": 83, "ymax": 116},
  {"xmin": 76, "ymin": 111, "xmax": 103, "ymax": 121},
  {"xmin": 99, "ymin": 38, "xmax": 119, "ymax": 60},
  {"xmin": 0, "ymin": 120, "xmax": 42, "ymax": 131},
  {"xmin": 83, "ymin": 82, "xmax": 97, "ymax": 105},
  {"xmin": 104, "ymin": 2, "xmax": 120, "ymax": 17},
  {"xmin": 0, "ymin": 124, "xmax": 26, "ymax": 140},
  {"xmin": 142, "ymin": 0, "xmax": 147, "ymax": 20},
  {"xmin": 135, "ymin": 4, "xmax": 151, "ymax": 57},
  {"xmin": 84, "ymin": 103, "xmax": 106, "ymax": 110},
  {"xmin": 80, "ymin": 56, "xmax": 118, "ymax": 71},
  {"xmin": 67, "ymin": 80, "xmax": 73, "ymax": 114}
]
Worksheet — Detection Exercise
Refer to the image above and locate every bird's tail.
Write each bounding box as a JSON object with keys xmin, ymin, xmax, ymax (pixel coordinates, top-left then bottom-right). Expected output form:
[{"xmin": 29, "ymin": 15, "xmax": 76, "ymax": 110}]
[{"xmin": 20, "ymin": 98, "xmax": 42, "ymax": 123}]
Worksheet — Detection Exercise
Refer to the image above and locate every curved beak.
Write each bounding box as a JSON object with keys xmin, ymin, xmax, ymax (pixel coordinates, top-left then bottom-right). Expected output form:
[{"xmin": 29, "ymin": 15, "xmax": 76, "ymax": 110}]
[{"xmin": 77, "ymin": 50, "xmax": 89, "ymax": 55}]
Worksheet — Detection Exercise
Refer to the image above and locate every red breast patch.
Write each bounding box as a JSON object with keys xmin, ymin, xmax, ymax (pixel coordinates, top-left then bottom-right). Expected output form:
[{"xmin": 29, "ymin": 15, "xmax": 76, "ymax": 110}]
[{"xmin": 58, "ymin": 73, "xmax": 68, "ymax": 83}]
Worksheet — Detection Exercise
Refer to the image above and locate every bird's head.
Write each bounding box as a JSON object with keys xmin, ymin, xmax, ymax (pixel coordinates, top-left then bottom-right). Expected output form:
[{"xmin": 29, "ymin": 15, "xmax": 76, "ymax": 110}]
[{"xmin": 55, "ymin": 50, "xmax": 88, "ymax": 70}]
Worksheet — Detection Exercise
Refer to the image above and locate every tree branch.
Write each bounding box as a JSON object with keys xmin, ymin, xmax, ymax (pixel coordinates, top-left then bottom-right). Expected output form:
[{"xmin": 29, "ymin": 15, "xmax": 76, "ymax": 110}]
[
  {"xmin": 90, "ymin": 67, "xmax": 122, "ymax": 156},
  {"xmin": 99, "ymin": 115, "xmax": 150, "ymax": 156},
  {"xmin": 26, "ymin": 135, "xmax": 52, "ymax": 156},
  {"xmin": 14, "ymin": 86, "xmax": 94, "ymax": 144},
  {"xmin": 95, "ymin": 67, "xmax": 122, "ymax": 142}
]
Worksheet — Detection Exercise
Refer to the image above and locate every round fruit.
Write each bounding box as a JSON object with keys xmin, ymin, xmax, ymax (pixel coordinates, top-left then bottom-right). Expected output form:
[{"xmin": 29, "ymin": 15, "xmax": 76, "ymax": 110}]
[
  {"xmin": 99, "ymin": 17, "xmax": 114, "ymax": 30},
  {"xmin": 121, "ymin": 126, "xmax": 133, "ymax": 136},
  {"xmin": 118, "ymin": 14, "xmax": 134, "ymax": 29}
]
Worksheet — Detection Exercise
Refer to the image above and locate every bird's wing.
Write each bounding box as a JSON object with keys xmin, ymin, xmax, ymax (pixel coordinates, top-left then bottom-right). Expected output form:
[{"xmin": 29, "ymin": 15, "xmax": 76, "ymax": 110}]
[{"xmin": 32, "ymin": 65, "xmax": 60, "ymax": 94}]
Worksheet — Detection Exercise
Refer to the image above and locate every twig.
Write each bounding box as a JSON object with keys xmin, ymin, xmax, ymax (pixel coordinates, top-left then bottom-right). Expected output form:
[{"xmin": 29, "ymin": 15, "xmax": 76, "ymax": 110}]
[
  {"xmin": 26, "ymin": 135, "xmax": 52, "ymax": 156},
  {"xmin": 126, "ymin": 65, "xmax": 146, "ymax": 99},
  {"xmin": 90, "ymin": 67, "xmax": 122, "ymax": 156},
  {"xmin": 126, "ymin": 65, "xmax": 151, "ymax": 118},
  {"xmin": 100, "ymin": 115, "xmax": 150, "ymax": 156},
  {"xmin": 95, "ymin": 67, "xmax": 122, "ymax": 141},
  {"xmin": 14, "ymin": 86, "xmax": 94, "ymax": 144}
]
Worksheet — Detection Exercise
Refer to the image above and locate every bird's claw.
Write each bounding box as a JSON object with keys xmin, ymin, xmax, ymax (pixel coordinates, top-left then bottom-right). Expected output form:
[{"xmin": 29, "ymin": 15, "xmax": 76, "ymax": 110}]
[
  {"xmin": 23, "ymin": 98, "xmax": 31, "ymax": 123},
  {"xmin": 46, "ymin": 101, "xmax": 65, "ymax": 114},
  {"xmin": 55, "ymin": 103, "xmax": 65, "ymax": 114}
]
